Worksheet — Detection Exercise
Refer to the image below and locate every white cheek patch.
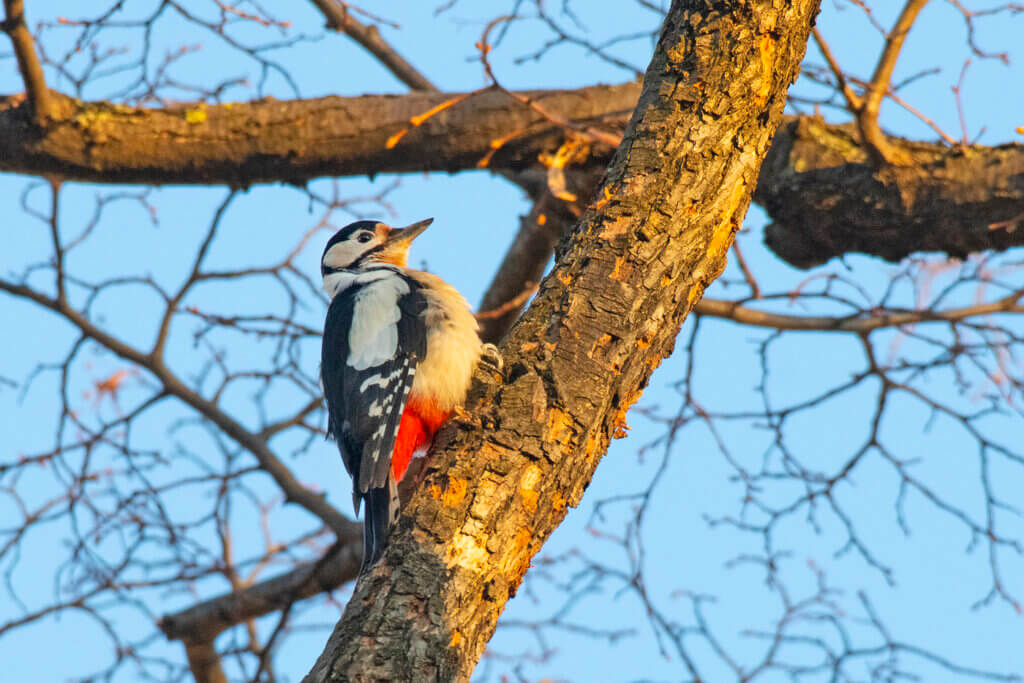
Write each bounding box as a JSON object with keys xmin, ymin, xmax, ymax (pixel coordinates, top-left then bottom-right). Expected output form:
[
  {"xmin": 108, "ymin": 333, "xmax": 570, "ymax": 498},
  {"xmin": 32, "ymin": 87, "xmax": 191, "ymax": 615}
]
[
  {"xmin": 348, "ymin": 275, "xmax": 410, "ymax": 370},
  {"xmin": 323, "ymin": 241, "xmax": 363, "ymax": 270}
]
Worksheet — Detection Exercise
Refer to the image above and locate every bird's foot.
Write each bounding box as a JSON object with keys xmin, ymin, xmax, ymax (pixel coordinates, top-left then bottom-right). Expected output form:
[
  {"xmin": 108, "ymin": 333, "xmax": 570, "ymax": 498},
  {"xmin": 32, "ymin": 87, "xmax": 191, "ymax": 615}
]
[{"xmin": 480, "ymin": 343, "xmax": 504, "ymax": 375}]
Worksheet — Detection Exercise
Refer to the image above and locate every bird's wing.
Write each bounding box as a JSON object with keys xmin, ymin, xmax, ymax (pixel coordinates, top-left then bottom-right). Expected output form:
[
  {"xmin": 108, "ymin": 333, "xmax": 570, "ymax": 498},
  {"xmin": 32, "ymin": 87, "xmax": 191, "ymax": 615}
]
[{"xmin": 321, "ymin": 271, "xmax": 428, "ymax": 503}]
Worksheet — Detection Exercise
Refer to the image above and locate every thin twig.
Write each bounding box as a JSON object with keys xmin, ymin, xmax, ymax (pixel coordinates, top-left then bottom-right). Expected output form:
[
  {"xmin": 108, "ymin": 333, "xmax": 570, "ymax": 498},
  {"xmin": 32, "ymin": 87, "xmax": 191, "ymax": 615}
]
[
  {"xmin": 476, "ymin": 283, "xmax": 539, "ymax": 320},
  {"xmin": 694, "ymin": 291, "xmax": 1024, "ymax": 333},
  {"xmin": 811, "ymin": 27, "xmax": 861, "ymax": 111},
  {"xmin": 730, "ymin": 241, "xmax": 761, "ymax": 299},
  {"xmin": 478, "ymin": 16, "xmax": 623, "ymax": 148},
  {"xmin": 952, "ymin": 58, "xmax": 973, "ymax": 144},
  {"xmin": 309, "ymin": 0, "xmax": 438, "ymax": 92}
]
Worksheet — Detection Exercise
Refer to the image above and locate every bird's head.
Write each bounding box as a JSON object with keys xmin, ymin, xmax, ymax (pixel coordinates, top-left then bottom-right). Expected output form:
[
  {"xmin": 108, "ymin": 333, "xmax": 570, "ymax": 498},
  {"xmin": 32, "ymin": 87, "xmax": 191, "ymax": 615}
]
[{"xmin": 321, "ymin": 218, "xmax": 432, "ymax": 291}]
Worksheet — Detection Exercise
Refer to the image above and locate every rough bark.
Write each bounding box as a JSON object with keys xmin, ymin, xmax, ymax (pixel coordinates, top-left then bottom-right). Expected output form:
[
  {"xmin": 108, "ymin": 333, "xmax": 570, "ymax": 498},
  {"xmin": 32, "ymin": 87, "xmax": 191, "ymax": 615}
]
[
  {"xmin": 2, "ymin": 86, "xmax": 1021, "ymax": 266},
  {"xmin": 756, "ymin": 116, "xmax": 1024, "ymax": 267},
  {"xmin": 0, "ymin": 86, "xmax": 633, "ymax": 186},
  {"xmin": 304, "ymin": 1, "xmax": 820, "ymax": 680}
]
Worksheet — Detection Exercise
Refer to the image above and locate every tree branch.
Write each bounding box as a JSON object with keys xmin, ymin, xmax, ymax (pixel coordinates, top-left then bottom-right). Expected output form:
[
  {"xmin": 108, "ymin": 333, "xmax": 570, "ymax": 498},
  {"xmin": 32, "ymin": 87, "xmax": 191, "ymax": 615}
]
[
  {"xmin": 183, "ymin": 642, "xmax": 227, "ymax": 683},
  {"xmin": 159, "ymin": 542, "xmax": 361, "ymax": 643},
  {"xmin": 309, "ymin": 0, "xmax": 438, "ymax": 93},
  {"xmin": 811, "ymin": 27, "xmax": 861, "ymax": 111},
  {"xmin": 1, "ymin": 0, "xmax": 53, "ymax": 121},
  {"xmin": 857, "ymin": 0, "xmax": 931, "ymax": 166},
  {"xmin": 0, "ymin": 85, "xmax": 634, "ymax": 185},
  {"xmin": 304, "ymin": 0, "xmax": 821, "ymax": 679},
  {"xmin": 756, "ymin": 116, "xmax": 1024, "ymax": 267},
  {"xmin": 1, "ymin": 83, "xmax": 1021, "ymax": 265},
  {"xmin": 693, "ymin": 292, "xmax": 1024, "ymax": 333}
]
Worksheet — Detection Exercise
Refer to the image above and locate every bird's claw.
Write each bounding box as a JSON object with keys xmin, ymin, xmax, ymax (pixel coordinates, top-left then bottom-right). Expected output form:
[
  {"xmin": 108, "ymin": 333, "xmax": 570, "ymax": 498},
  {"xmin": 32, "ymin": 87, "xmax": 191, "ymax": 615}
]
[{"xmin": 479, "ymin": 343, "xmax": 504, "ymax": 375}]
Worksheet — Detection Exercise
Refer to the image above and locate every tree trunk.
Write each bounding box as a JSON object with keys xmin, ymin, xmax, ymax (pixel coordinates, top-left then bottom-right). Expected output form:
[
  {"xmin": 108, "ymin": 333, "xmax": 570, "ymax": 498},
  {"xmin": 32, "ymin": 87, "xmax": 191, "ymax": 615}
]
[{"xmin": 304, "ymin": 0, "xmax": 821, "ymax": 680}]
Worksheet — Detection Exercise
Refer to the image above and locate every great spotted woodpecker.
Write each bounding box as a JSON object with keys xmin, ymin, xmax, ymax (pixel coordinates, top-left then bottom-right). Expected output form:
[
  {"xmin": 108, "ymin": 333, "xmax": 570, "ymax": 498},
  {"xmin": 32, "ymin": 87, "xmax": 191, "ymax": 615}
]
[{"xmin": 320, "ymin": 218, "xmax": 497, "ymax": 572}]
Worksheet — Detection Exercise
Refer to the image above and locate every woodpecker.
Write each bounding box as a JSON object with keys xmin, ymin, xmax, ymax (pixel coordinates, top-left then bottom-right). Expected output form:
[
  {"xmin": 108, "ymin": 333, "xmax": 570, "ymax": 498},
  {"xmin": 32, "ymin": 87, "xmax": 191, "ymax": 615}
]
[{"xmin": 320, "ymin": 218, "xmax": 495, "ymax": 572}]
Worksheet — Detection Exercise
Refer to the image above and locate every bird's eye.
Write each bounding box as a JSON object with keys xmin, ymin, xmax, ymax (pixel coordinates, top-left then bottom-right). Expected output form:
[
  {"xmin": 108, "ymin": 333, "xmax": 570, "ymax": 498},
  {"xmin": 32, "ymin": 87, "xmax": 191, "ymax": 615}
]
[{"xmin": 356, "ymin": 232, "xmax": 374, "ymax": 243}]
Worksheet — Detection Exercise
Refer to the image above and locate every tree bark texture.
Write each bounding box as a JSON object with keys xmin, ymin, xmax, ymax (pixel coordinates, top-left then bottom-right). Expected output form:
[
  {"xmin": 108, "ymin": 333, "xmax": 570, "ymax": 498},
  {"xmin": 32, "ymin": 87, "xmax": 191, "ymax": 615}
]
[
  {"xmin": 2, "ymin": 86, "xmax": 1020, "ymax": 266},
  {"xmin": 304, "ymin": 1, "xmax": 820, "ymax": 680},
  {"xmin": 757, "ymin": 116, "xmax": 1024, "ymax": 267},
  {"xmin": 0, "ymin": 86, "xmax": 633, "ymax": 185}
]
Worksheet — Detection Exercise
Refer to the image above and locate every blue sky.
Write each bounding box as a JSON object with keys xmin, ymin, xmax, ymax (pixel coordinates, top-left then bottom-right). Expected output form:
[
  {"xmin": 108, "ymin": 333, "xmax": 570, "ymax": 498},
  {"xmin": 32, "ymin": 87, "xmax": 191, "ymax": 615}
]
[{"xmin": 1, "ymin": 1, "xmax": 1023, "ymax": 681}]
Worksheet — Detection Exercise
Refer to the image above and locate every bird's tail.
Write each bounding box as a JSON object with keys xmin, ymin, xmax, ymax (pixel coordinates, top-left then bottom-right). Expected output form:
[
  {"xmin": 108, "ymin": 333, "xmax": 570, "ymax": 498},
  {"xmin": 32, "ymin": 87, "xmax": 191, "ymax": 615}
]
[{"xmin": 360, "ymin": 475, "xmax": 399, "ymax": 573}]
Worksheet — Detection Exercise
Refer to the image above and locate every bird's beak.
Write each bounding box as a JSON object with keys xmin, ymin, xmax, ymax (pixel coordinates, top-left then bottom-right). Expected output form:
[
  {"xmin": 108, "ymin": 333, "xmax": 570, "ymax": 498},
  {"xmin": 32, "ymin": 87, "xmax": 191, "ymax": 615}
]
[
  {"xmin": 375, "ymin": 218, "xmax": 433, "ymax": 266},
  {"xmin": 383, "ymin": 218, "xmax": 433, "ymax": 247}
]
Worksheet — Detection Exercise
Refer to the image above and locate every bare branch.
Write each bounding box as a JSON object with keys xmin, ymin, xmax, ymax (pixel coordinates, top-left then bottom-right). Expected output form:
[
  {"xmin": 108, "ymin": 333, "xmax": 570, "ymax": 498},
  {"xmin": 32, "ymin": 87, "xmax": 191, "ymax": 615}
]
[
  {"xmin": 478, "ymin": 17, "xmax": 624, "ymax": 149},
  {"xmin": 159, "ymin": 543, "xmax": 360, "ymax": 643},
  {"xmin": 309, "ymin": 0, "xmax": 438, "ymax": 92},
  {"xmin": 811, "ymin": 27, "xmax": 861, "ymax": 111},
  {"xmin": 1, "ymin": 0, "xmax": 53, "ymax": 121},
  {"xmin": 858, "ymin": 0, "xmax": 931, "ymax": 165},
  {"xmin": 0, "ymin": 84, "xmax": 635, "ymax": 185},
  {"xmin": 184, "ymin": 642, "xmax": 228, "ymax": 683},
  {"xmin": 757, "ymin": 116, "xmax": 1024, "ymax": 267},
  {"xmin": 694, "ymin": 291, "xmax": 1024, "ymax": 333},
  {"xmin": 0, "ymin": 80, "xmax": 1019, "ymax": 268}
]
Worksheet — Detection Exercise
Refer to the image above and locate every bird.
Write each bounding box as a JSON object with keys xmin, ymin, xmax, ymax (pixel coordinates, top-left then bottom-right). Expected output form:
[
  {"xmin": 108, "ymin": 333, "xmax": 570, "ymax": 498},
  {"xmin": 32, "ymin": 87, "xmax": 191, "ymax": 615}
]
[{"xmin": 319, "ymin": 217, "xmax": 499, "ymax": 572}]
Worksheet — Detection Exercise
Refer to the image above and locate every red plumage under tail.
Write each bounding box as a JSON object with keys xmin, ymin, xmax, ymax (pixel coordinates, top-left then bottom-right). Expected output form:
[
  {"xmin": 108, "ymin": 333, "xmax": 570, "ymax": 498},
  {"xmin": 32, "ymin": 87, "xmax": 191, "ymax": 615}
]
[{"xmin": 392, "ymin": 397, "xmax": 451, "ymax": 482}]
